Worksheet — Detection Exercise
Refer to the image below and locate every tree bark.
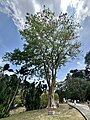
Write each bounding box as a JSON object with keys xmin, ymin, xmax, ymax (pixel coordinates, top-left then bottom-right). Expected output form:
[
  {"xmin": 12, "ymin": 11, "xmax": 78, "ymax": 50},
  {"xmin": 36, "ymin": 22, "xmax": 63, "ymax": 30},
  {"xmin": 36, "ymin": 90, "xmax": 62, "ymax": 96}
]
[
  {"xmin": 47, "ymin": 86, "xmax": 56, "ymax": 109},
  {"xmin": 46, "ymin": 69, "xmax": 57, "ymax": 109}
]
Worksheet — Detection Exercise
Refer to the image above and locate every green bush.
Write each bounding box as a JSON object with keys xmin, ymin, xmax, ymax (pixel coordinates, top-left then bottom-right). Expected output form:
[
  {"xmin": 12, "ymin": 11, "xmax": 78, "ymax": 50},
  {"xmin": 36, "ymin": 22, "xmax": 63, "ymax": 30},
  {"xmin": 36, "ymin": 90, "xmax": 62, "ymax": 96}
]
[
  {"xmin": 54, "ymin": 93, "xmax": 59, "ymax": 101},
  {"xmin": 0, "ymin": 104, "xmax": 9, "ymax": 118},
  {"xmin": 14, "ymin": 95, "xmax": 22, "ymax": 107},
  {"xmin": 40, "ymin": 91, "xmax": 59, "ymax": 108},
  {"xmin": 40, "ymin": 91, "xmax": 48, "ymax": 108}
]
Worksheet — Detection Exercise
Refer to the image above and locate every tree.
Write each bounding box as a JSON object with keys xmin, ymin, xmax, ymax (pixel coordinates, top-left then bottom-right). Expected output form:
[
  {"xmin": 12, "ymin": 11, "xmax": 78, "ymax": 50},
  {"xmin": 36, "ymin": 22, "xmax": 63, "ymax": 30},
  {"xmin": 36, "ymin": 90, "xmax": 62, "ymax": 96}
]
[
  {"xmin": 85, "ymin": 83, "xmax": 90, "ymax": 101},
  {"xmin": 3, "ymin": 64, "xmax": 10, "ymax": 71},
  {"xmin": 85, "ymin": 51, "xmax": 90, "ymax": 68},
  {"xmin": 64, "ymin": 70, "xmax": 90, "ymax": 102},
  {"xmin": 70, "ymin": 69, "xmax": 85, "ymax": 78},
  {"xmin": 3, "ymin": 6, "xmax": 81, "ymax": 109},
  {"xmin": 65, "ymin": 77, "xmax": 88, "ymax": 101},
  {"xmin": 85, "ymin": 51, "xmax": 90, "ymax": 80}
]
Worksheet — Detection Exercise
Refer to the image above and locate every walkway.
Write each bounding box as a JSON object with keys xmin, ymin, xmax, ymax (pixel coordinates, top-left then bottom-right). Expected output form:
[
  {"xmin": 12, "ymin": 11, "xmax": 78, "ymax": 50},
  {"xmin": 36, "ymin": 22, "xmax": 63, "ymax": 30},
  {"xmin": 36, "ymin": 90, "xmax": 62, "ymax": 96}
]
[{"xmin": 68, "ymin": 102, "xmax": 90, "ymax": 120}]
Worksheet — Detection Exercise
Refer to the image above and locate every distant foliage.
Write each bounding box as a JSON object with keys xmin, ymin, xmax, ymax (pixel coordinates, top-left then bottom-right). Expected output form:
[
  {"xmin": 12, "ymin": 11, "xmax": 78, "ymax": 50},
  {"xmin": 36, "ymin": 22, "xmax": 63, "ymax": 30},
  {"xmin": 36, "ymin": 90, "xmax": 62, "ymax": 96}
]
[
  {"xmin": 85, "ymin": 51, "xmax": 90, "ymax": 68},
  {"xmin": 85, "ymin": 51, "xmax": 90, "ymax": 80},
  {"xmin": 58, "ymin": 68, "xmax": 90, "ymax": 102}
]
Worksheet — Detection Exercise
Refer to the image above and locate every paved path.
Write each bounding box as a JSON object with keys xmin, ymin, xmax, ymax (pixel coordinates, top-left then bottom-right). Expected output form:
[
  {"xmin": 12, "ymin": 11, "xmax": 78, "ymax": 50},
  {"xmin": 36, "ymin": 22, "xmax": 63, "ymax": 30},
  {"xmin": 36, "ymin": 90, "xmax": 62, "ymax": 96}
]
[{"xmin": 68, "ymin": 102, "xmax": 90, "ymax": 120}]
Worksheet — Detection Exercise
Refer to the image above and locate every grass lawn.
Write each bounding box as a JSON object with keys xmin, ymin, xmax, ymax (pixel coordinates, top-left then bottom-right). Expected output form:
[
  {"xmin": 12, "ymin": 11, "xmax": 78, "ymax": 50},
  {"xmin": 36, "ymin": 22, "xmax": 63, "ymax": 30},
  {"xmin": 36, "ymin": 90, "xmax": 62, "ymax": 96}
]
[{"xmin": 0, "ymin": 104, "xmax": 85, "ymax": 120}]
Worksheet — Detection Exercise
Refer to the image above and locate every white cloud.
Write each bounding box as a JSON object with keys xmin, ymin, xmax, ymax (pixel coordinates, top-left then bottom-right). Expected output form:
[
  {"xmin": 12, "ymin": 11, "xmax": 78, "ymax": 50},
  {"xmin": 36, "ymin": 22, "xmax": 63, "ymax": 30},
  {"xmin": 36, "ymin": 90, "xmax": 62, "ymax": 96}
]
[
  {"xmin": 35, "ymin": 0, "xmax": 61, "ymax": 15},
  {"xmin": 0, "ymin": 0, "xmax": 90, "ymax": 29},
  {"xmin": 0, "ymin": 0, "xmax": 61, "ymax": 29},
  {"xmin": 76, "ymin": 61, "xmax": 85, "ymax": 69},
  {"xmin": 61, "ymin": 0, "xmax": 90, "ymax": 23},
  {"xmin": 0, "ymin": 0, "xmax": 35, "ymax": 29},
  {"xmin": 32, "ymin": 0, "xmax": 41, "ymax": 13},
  {"xmin": 4, "ymin": 70, "xmax": 14, "ymax": 76},
  {"xmin": 77, "ymin": 61, "xmax": 81, "ymax": 66},
  {"xmin": 0, "ymin": 58, "xmax": 6, "ymax": 66}
]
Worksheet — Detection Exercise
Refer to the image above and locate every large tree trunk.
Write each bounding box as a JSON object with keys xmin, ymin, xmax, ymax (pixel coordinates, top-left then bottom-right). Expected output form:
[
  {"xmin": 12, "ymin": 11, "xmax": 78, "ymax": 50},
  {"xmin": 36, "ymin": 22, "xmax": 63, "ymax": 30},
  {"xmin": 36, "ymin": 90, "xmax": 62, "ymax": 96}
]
[
  {"xmin": 47, "ymin": 86, "xmax": 56, "ymax": 115},
  {"xmin": 47, "ymin": 71, "xmax": 57, "ymax": 109},
  {"xmin": 47, "ymin": 86, "xmax": 56, "ymax": 109}
]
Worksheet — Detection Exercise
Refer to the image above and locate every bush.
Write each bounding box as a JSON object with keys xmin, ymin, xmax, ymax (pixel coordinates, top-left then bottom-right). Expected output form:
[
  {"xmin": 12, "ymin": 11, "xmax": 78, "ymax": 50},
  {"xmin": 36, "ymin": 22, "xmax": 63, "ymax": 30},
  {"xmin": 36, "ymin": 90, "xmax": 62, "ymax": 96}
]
[
  {"xmin": 40, "ymin": 91, "xmax": 59, "ymax": 108},
  {"xmin": 14, "ymin": 95, "xmax": 22, "ymax": 107},
  {"xmin": 0, "ymin": 104, "xmax": 9, "ymax": 118},
  {"xmin": 54, "ymin": 93, "xmax": 59, "ymax": 101},
  {"xmin": 40, "ymin": 91, "xmax": 48, "ymax": 108}
]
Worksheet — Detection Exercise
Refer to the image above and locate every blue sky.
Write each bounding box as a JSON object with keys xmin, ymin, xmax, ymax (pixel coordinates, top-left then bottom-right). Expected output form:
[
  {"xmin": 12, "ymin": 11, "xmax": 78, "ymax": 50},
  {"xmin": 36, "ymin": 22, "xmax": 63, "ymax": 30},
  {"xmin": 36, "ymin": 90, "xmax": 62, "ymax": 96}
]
[{"xmin": 0, "ymin": 0, "xmax": 90, "ymax": 81}]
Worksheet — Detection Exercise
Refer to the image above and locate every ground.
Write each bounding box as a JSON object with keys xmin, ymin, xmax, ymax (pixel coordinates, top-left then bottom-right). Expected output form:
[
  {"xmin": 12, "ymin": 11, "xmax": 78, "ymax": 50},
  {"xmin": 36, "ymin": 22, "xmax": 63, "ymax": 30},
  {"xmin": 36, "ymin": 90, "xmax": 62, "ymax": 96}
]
[{"xmin": 0, "ymin": 104, "xmax": 85, "ymax": 120}]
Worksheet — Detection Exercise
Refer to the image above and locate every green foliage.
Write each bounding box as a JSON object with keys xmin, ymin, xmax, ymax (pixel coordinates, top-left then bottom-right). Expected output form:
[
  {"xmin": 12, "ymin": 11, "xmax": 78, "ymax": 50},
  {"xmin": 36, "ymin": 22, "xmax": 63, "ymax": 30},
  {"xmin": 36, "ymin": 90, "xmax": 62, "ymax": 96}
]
[
  {"xmin": 3, "ymin": 7, "xmax": 81, "ymax": 80},
  {"xmin": 23, "ymin": 81, "xmax": 47, "ymax": 110},
  {"xmin": 40, "ymin": 91, "xmax": 48, "ymax": 108},
  {"xmin": 85, "ymin": 51, "xmax": 90, "ymax": 67},
  {"xmin": 3, "ymin": 64, "xmax": 10, "ymax": 71},
  {"xmin": 40, "ymin": 91, "xmax": 59, "ymax": 108},
  {"xmin": 55, "ymin": 81, "xmax": 65, "ymax": 103},
  {"xmin": 65, "ymin": 78, "xmax": 85, "ymax": 100},
  {"xmin": 84, "ymin": 51, "xmax": 90, "ymax": 80},
  {"xmin": 14, "ymin": 94, "xmax": 22, "ymax": 107},
  {"xmin": 70, "ymin": 69, "xmax": 85, "ymax": 78},
  {"xmin": 54, "ymin": 93, "xmax": 59, "ymax": 101},
  {"xmin": 64, "ymin": 71, "xmax": 90, "ymax": 102},
  {"xmin": 58, "ymin": 67, "xmax": 90, "ymax": 102},
  {"xmin": 0, "ymin": 104, "xmax": 9, "ymax": 118},
  {"xmin": 3, "ymin": 7, "xmax": 81, "ymax": 108},
  {"xmin": 85, "ymin": 83, "xmax": 90, "ymax": 100},
  {"xmin": 0, "ymin": 70, "xmax": 19, "ymax": 118}
]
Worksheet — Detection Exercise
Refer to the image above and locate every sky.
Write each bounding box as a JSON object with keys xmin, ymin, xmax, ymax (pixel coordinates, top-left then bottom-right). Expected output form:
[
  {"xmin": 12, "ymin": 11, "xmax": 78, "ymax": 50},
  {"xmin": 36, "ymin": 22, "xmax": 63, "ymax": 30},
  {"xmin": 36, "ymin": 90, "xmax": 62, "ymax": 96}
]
[{"xmin": 0, "ymin": 0, "xmax": 90, "ymax": 81}]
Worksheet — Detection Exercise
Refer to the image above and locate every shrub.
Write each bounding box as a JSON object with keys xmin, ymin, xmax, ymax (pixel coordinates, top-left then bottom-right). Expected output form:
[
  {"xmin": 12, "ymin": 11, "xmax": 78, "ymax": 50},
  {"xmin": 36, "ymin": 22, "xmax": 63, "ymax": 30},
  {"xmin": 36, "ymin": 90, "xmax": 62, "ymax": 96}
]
[
  {"xmin": 40, "ymin": 91, "xmax": 59, "ymax": 108},
  {"xmin": 54, "ymin": 93, "xmax": 59, "ymax": 101},
  {"xmin": 40, "ymin": 91, "xmax": 48, "ymax": 108},
  {"xmin": 0, "ymin": 104, "xmax": 9, "ymax": 118},
  {"xmin": 14, "ymin": 95, "xmax": 22, "ymax": 107}
]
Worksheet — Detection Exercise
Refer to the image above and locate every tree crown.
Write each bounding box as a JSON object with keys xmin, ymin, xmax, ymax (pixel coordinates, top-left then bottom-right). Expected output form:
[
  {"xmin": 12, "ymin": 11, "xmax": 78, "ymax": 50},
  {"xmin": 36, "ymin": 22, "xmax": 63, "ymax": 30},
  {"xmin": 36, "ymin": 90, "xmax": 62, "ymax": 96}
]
[{"xmin": 3, "ymin": 7, "xmax": 81, "ymax": 79}]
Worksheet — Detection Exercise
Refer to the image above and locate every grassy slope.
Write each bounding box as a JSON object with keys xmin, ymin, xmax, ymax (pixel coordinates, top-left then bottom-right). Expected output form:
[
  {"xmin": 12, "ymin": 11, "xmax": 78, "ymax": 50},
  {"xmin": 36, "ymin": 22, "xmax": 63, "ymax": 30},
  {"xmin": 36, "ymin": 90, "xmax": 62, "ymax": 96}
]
[{"xmin": 0, "ymin": 104, "xmax": 84, "ymax": 120}]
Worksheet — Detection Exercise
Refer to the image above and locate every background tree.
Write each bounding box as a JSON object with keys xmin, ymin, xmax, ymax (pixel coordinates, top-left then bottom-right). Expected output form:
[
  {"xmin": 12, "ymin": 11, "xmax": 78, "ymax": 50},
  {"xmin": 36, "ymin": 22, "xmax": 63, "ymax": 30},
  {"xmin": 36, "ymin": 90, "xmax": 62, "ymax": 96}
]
[
  {"xmin": 3, "ymin": 6, "xmax": 81, "ymax": 108},
  {"xmin": 3, "ymin": 64, "xmax": 10, "ymax": 71},
  {"xmin": 64, "ymin": 77, "xmax": 88, "ymax": 102},
  {"xmin": 85, "ymin": 51, "xmax": 90, "ymax": 80},
  {"xmin": 85, "ymin": 83, "xmax": 90, "ymax": 101},
  {"xmin": 85, "ymin": 51, "xmax": 90, "ymax": 68},
  {"xmin": 63, "ymin": 68, "xmax": 90, "ymax": 102},
  {"xmin": 70, "ymin": 69, "xmax": 85, "ymax": 78}
]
